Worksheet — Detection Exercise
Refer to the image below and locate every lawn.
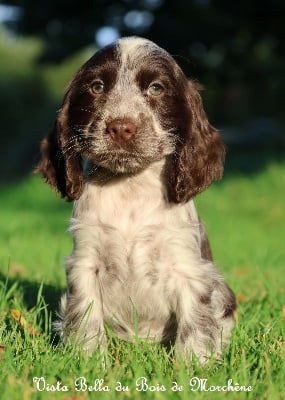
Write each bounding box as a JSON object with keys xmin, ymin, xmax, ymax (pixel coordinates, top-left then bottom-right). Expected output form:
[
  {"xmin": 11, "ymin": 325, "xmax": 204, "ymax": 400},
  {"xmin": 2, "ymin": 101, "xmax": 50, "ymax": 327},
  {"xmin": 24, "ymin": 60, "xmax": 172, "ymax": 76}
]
[{"xmin": 0, "ymin": 161, "xmax": 284, "ymax": 400}]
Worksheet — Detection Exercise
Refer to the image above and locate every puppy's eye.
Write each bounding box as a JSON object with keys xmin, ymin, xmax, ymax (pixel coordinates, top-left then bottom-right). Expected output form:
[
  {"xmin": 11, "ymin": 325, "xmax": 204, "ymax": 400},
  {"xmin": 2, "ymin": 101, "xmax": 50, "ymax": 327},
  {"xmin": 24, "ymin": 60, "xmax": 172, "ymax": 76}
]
[
  {"xmin": 91, "ymin": 80, "xmax": 104, "ymax": 94},
  {"xmin": 147, "ymin": 82, "xmax": 164, "ymax": 97}
]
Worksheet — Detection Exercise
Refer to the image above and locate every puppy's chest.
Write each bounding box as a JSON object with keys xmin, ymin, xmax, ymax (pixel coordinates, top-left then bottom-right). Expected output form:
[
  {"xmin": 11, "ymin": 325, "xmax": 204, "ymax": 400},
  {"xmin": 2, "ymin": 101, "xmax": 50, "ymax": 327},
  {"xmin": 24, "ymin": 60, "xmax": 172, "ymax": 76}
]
[
  {"xmin": 75, "ymin": 190, "xmax": 194, "ymax": 283},
  {"xmin": 73, "ymin": 187, "xmax": 201, "ymax": 336},
  {"xmin": 92, "ymin": 202, "xmax": 175, "ymax": 277},
  {"xmin": 94, "ymin": 206, "xmax": 180, "ymax": 325},
  {"xmin": 73, "ymin": 182, "xmax": 200, "ymax": 298}
]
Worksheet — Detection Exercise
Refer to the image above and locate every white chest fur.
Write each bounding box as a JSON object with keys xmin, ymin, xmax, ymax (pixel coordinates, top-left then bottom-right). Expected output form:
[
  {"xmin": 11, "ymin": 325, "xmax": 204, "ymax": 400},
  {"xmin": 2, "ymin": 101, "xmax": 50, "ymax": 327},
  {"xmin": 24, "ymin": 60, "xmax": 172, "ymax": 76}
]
[{"xmin": 67, "ymin": 162, "xmax": 204, "ymax": 340}]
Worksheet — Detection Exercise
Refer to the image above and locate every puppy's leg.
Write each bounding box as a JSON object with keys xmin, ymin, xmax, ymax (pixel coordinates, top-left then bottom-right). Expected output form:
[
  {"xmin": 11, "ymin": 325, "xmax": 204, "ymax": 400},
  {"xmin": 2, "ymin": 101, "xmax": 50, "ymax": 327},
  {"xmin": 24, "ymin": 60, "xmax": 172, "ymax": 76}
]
[
  {"xmin": 55, "ymin": 253, "xmax": 107, "ymax": 354},
  {"xmin": 211, "ymin": 280, "xmax": 236, "ymax": 342},
  {"xmin": 174, "ymin": 272, "xmax": 235, "ymax": 363},
  {"xmin": 175, "ymin": 293, "xmax": 220, "ymax": 363}
]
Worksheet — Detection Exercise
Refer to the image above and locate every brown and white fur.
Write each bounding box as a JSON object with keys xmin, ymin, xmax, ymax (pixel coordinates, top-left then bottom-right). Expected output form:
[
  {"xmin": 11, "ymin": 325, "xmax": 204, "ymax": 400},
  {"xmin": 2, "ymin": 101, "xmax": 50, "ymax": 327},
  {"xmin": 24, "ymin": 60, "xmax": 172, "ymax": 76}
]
[{"xmin": 38, "ymin": 37, "xmax": 236, "ymax": 362}]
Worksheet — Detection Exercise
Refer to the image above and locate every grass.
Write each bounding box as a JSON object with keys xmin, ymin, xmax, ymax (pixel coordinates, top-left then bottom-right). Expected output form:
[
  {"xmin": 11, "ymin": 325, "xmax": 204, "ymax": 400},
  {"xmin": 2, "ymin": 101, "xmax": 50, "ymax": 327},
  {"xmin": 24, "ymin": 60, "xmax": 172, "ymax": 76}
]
[{"xmin": 0, "ymin": 162, "xmax": 284, "ymax": 399}]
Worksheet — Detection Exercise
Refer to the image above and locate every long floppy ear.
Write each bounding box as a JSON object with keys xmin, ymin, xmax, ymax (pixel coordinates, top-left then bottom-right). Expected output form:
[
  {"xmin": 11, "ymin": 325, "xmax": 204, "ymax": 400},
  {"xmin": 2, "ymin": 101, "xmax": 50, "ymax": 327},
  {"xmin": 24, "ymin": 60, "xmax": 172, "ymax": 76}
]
[
  {"xmin": 167, "ymin": 81, "xmax": 225, "ymax": 203},
  {"xmin": 37, "ymin": 92, "xmax": 84, "ymax": 201}
]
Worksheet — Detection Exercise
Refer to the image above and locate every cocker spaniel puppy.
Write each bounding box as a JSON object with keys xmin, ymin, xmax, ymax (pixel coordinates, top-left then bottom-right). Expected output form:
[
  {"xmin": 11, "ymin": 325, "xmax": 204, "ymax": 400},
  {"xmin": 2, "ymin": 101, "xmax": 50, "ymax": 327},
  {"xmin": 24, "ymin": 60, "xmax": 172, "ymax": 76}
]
[{"xmin": 38, "ymin": 37, "xmax": 236, "ymax": 362}]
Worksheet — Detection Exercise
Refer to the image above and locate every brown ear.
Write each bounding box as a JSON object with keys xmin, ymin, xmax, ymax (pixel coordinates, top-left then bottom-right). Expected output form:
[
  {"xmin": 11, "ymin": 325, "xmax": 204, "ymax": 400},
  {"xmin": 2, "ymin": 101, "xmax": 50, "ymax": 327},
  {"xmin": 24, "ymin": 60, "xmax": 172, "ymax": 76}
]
[
  {"xmin": 166, "ymin": 81, "xmax": 225, "ymax": 203},
  {"xmin": 37, "ymin": 93, "xmax": 84, "ymax": 201}
]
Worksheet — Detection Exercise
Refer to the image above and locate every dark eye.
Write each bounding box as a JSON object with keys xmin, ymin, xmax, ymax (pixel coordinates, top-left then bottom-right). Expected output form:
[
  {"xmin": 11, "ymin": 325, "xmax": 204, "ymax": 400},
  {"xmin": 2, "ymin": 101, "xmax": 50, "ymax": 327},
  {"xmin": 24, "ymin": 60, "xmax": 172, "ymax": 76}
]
[
  {"xmin": 147, "ymin": 82, "xmax": 164, "ymax": 97},
  {"xmin": 91, "ymin": 80, "xmax": 104, "ymax": 94}
]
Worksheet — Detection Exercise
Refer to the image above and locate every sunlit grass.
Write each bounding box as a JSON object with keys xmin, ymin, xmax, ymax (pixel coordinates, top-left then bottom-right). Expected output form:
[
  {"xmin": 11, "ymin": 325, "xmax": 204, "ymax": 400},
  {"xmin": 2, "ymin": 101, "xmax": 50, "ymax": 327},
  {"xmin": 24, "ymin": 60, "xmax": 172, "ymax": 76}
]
[{"xmin": 0, "ymin": 163, "xmax": 284, "ymax": 399}]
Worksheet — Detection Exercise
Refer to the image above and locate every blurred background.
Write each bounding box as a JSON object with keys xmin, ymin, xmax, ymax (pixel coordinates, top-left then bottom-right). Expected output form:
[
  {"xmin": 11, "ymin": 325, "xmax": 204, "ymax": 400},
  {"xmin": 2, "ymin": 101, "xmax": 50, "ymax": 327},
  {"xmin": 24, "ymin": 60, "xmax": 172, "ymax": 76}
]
[{"xmin": 0, "ymin": 0, "xmax": 284, "ymax": 183}]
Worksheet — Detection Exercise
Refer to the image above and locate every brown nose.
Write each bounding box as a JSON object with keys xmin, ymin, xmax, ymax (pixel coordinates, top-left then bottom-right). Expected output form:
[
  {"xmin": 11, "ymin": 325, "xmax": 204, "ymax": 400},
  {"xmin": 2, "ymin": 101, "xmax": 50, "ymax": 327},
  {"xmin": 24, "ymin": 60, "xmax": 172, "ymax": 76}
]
[{"xmin": 106, "ymin": 119, "xmax": 136, "ymax": 144}]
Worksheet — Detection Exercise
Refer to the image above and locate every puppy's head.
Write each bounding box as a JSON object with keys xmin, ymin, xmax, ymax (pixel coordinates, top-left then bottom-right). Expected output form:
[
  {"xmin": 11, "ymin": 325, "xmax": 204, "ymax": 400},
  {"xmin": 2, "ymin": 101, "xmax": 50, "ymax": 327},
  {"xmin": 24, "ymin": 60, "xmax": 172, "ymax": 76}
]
[{"xmin": 38, "ymin": 37, "xmax": 225, "ymax": 202}]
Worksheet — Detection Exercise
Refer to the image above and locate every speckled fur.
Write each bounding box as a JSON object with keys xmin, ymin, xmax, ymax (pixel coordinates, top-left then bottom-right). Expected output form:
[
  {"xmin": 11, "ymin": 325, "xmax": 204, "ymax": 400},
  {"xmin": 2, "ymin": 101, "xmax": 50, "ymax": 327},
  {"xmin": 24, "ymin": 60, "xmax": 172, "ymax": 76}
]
[{"xmin": 40, "ymin": 37, "xmax": 236, "ymax": 362}]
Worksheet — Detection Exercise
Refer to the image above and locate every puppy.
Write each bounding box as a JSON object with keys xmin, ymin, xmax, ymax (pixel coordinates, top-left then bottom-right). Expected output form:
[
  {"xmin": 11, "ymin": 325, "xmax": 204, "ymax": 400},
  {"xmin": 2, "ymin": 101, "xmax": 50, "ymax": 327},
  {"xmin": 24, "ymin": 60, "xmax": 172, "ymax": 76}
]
[{"xmin": 38, "ymin": 37, "xmax": 236, "ymax": 362}]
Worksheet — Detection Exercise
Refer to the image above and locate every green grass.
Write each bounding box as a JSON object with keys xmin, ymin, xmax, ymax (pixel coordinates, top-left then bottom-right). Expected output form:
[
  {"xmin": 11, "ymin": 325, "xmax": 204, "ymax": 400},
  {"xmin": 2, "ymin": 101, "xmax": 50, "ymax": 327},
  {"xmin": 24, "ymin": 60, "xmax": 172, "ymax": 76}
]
[{"xmin": 0, "ymin": 163, "xmax": 284, "ymax": 399}]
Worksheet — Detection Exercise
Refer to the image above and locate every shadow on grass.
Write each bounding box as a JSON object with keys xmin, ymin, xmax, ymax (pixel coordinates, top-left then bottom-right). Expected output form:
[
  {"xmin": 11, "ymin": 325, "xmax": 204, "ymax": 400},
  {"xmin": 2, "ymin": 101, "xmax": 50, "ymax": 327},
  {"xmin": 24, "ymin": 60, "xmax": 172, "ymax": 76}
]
[{"xmin": 1, "ymin": 272, "xmax": 63, "ymax": 342}]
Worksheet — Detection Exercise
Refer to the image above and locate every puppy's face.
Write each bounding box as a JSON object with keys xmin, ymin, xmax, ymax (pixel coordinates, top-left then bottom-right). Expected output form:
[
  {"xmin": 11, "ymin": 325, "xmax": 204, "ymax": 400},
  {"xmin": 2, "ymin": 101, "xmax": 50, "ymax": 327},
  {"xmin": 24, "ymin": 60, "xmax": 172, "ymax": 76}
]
[
  {"xmin": 39, "ymin": 37, "xmax": 224, "ymax": 202},
  {"xmin": 68, "ymin": 37, "xmax": 189, "ymax": 174}
]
